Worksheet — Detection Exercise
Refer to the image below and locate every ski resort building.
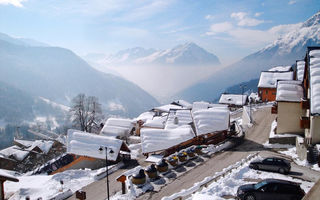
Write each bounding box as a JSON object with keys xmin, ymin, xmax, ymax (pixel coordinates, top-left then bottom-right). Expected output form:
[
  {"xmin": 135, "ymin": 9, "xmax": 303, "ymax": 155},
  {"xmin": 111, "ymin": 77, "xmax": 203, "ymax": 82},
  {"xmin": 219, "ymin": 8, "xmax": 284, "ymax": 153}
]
[
  {"xmin": 302, "ymin": 47, "xmax": 320, "ymax": 145},
  {"xmin": 275, "ymin": 80, "xmax": 305, "ymax": 135},
  {"xmin": 258, "ymin": 71, "xmax": 294, "ymax": 101},
  {"xmin": 218, "ymin": 94, "xmax": 248, "ymax": 108}
]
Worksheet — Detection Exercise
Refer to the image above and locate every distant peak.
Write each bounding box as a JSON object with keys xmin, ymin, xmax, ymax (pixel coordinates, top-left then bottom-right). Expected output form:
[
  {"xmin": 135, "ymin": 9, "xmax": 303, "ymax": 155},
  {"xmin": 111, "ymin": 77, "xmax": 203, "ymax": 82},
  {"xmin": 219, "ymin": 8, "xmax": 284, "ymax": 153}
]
[{"xmin": 302, "ymin": 11, "xmax": 320, "ymax": 27}]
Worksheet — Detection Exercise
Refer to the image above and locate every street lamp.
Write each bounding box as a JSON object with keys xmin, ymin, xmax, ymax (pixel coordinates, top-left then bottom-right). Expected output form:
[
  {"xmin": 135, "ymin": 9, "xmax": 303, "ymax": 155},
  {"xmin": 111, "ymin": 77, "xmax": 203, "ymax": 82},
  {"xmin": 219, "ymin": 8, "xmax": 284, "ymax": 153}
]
[{"xmin": 99, "ymin": 146, "xmax": 114, "ymax": 200}]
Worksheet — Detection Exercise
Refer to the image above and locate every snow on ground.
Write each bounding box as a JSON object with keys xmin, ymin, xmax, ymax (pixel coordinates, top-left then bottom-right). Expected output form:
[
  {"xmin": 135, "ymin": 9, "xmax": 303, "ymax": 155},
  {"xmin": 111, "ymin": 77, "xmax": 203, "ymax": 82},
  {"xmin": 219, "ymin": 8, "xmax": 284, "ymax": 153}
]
[
  {"xmin": 163, "ymin": 155, "xmax": 314, "ymax": 200},
  {"xmin": 278, "ymin": 147, "xmax": 320, "ymax": 172},
  {"xmin": 4, "ymin": 168, "xmax": 106, "ymax": 200}
]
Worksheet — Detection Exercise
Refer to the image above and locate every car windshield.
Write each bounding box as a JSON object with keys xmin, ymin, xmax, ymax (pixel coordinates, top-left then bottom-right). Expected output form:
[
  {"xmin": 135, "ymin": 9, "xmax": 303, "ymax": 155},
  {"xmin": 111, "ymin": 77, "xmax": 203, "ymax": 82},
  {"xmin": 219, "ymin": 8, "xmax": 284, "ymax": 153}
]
[{"xmin": 254, "ymin": 181, "xmax": 268, "ymax": 190}]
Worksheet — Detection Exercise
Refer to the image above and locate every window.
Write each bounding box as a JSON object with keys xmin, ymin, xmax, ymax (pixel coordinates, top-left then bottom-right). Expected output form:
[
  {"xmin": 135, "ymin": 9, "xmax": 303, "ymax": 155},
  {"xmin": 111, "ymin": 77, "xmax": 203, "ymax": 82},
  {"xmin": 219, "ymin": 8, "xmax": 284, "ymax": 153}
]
[{"xmin": 266, "ymin": 90, "xmax": 268, "ymax": 94}]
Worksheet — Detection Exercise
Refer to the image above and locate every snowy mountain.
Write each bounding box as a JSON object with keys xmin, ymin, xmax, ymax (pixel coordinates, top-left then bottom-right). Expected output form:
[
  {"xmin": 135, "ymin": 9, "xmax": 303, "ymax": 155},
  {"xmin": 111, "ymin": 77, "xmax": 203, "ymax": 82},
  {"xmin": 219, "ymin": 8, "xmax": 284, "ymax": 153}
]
[
  {"xmin": 176, "ymin": 11, "xmax": 320, "ymax": 102},
  {"xmin": 0, "ymin": 33, "xmax": 159, "ymax": 118},
  {"xmin": 101, "ymin": 42, "xmax": 220, "ymax": 67}
]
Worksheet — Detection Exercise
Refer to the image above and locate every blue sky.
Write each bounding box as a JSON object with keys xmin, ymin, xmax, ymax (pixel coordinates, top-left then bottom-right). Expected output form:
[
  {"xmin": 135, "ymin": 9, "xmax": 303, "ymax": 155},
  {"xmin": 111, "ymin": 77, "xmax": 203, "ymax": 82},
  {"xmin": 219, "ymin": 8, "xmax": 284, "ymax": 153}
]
[{"xmin": 0, "ymin": 0, "xmax": 319, "ymax": 65}]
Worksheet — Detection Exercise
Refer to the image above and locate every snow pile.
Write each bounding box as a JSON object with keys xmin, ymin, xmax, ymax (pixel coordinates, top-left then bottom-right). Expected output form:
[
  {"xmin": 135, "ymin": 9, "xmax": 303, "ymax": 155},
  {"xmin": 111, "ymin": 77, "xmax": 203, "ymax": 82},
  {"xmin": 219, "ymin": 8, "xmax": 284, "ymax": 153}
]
[
  {"xmin": 0, "ymin": 145, "xmax": 29, "ymax": 161},
  {"xmin": 67, "ymin": 129, "xmax": 123, "ymax": 161},
  {"xmin": 166, "ymin": 110, "xmax": 192, "ymax": 129},
  {"xmin": 193, "ymin": 108, "xmax": 229, "ymax": 136},
  {"xmin": 268, "ymin": 65, "xmax": 292, "ymax": 72},
  {"xmin": 276, "ymin": 80, "xmax": 303, "ymax": 102},
  {"xmin": 100, "ymin": 118, "xmax": 134, "ymax": 138},
  {"xmin": 219, "ymin": 94, "xmax": 247, "ymax": 106},
  {"xmin": 143, "ymin": 116, "xmax": 167, "ymax": 128},
  {"xmin": 140, "ymin": 125, "xmax": 195, "ymax": 153},
  {"xmin": 258, "ymin": 71, "xmax": 294, "ymax": 88},
  {"xmin": 297, "ymin": 60, "xmax": 305, "ymax": 81},
  {"xmin": 4, "ymin": 168, "xmax": 106, "ymax": 200},
  {"xmin": 309, "ymin": 49, "xmax": 320, "ymax": 115}
]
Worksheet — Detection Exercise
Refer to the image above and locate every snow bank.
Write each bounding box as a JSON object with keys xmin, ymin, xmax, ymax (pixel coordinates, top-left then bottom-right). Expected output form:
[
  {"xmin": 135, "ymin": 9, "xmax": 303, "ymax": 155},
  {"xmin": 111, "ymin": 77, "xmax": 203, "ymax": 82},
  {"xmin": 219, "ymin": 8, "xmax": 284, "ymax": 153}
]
[
  {"xmin": 219, "ymin": 94, "xmax": 247, "ymax": 106},
  {"xmin": 258, "ymin": 71, "xmax": 294, "ymax": 88},
  {"xmin": 153, "ymin": 104, "xmax": 183, "ymax": 113},
  {"xmin": 192, "ymin": 108, "xmax": 229, "ymax": 136},
  {"xmin": 140, "ymin": 125, "xmax": 195, "ymax": 153},
  {"xmin": 172, "ymin": 100, "xmax": 192, "ymax": 109},
  {"xmin": 309, "ymin": 50, "xmax": 320, "ymax": 115},
  {"xmin": 276, "ymin": 80, "xmax": 303, "ymax": 102},
  {"xmin": 67, "ymin": 129, "xmax": 122, "ymax": 161}
]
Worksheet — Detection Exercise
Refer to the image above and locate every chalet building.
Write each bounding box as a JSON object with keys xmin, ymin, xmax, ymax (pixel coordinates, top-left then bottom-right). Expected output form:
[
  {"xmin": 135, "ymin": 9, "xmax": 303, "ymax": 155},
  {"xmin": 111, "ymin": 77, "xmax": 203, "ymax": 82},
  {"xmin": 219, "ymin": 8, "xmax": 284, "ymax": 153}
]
[
  {"xmin": 274, "ymin": 80, "xmax": 305, "ymax": 135},
  {"xmin": 65, "ymin": 129, "xmax": 130, "ymax": 172},
  {"xmin": 258, "ymin": 71, "xmax": 294, "ymax": 101},
  {"xmin": 218, "ymin": 94, "xmax": 248, "ymax": 108},
  {"xmin": 302, "ymin": 47, "xmax": 320, "ymax": 145}
]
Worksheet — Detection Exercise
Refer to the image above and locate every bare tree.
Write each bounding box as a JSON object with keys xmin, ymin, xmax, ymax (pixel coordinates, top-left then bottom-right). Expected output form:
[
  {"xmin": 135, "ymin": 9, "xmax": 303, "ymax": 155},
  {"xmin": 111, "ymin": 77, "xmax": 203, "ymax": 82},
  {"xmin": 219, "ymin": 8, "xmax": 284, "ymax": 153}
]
[{"xmin": 70, "ymin": 94, "xmax": 103, "ymax": 133}]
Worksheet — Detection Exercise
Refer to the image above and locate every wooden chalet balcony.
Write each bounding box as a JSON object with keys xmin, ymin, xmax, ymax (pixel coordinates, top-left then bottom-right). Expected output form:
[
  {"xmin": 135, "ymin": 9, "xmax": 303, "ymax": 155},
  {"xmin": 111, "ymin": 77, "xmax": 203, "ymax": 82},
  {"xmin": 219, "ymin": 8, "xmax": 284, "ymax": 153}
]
[
  {"xmin": 300, "ymin": 116, "xmax": 310, "ymax": 129},
  {"xmin": 301, "ymin": 99, "xmax": 310, "ymax": 109},
  {"xmin": 271, "ymin": 105, "xmax": 278, "ymax": 114}
]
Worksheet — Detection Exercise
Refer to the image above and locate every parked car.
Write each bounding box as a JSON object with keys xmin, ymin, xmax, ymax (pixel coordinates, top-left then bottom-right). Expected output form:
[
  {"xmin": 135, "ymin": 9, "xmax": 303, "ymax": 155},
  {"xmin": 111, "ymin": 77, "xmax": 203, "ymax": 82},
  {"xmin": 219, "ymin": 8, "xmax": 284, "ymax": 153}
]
[
  {"xmin": 249, "ymin": 157, "xmax": 291, "ymax": 174},
  {"xmin": 237, "ymin": 179, "xmax": 305, "ymax": 200}
]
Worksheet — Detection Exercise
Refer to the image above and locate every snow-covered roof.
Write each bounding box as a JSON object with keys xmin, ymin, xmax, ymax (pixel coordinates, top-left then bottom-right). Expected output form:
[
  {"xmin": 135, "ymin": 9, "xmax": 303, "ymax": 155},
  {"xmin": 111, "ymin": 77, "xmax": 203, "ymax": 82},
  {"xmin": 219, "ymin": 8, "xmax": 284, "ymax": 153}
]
[
  {"xmin": 296, "ymin": 60, "xmax": 305, "ymax": 81},
  {"xmin": 136, "ymin": 111, "xmax": 154, "ymax": 122},
  {"xmin": 140, "ymin": 125, "xmax": 195, "ymax": 153},
  {"xmin": 258, "ymin": 71, "xmax": 294, "ymax": 88},
  {"xmin": 249, "ymin": 92, "xmax": 260, "ymax": 102},
  {"xmin": 192, "ymin": 107, "xmax": 230, "ymax": 136},
  {"xmin": 0, "ymin": 145, "xmax": 29, "ymax": 161},
  {"xmin": 268, "ymin": 65, "xmax": 292, "ymax": 72},
  {"xmin": 67, "ymin": 129, "xmax": 123, "ymax": 161},
  {"xmin": 153, "ymin": 104, "xmax": 183, "ymax": 113},
  {"xmin": 100, "ymin": 118, "xmax": 134, "ymax": 138},
  {"xmin": 171, "ymin": 100, "xmax": 193, "ymax": 109},
  {"xmin": 143, "ymin": 116, "xmax": 167, "ymax": 128},
  {"xmin": 0, "ymin": 169, "xmax": 19, "ymax": 182},
  {"xmin": 309, "ymin": 49, "xmax": 320, "ymax": 115},
  {"xmin": 276, "ymin": 81, "xmax": 303, "ymax": 102},
  {"xmin": 14, "ymin": 139, "xmax": 34, "ymax": 148},
  {"xmin": 165, "ymin": 109, "xmax": 192, "ymax": 129},
  {"xmin": 193, "ymin": 101, "xmax": 210, "ymax": 111},
  {"xmin": 219, "ymin": 94, "xmax": 248, "ymax": 106},
  {"xmin": 27, "ymin": 140, "xmax": 54, "ymax": 154}
]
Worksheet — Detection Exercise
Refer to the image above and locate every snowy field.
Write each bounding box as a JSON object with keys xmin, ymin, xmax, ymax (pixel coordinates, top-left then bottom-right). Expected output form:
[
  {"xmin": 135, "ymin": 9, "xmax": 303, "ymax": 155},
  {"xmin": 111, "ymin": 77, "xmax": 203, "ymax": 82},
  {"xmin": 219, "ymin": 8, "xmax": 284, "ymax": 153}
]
[{"xmin": 162, "ymin": 155, "xmax": 314, "ymax": 200}]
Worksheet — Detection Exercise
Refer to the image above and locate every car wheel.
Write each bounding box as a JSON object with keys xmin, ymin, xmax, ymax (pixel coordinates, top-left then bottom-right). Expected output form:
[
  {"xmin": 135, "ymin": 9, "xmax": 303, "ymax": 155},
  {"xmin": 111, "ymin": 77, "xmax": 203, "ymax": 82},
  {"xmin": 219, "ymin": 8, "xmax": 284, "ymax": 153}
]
[
  {"xmin": 279, "ymin": 168, "xmax": 285, "ymax": 174},
  {"xmin": 244, "ymin": 194, "xmax": 256, "ymax": 200}
]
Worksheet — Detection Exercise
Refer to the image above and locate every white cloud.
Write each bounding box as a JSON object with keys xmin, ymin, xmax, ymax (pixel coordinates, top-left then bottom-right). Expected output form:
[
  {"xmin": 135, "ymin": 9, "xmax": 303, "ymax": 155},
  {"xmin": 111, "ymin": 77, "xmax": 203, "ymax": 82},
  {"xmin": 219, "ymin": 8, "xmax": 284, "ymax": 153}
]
[
  {"xmin": 255, "ymin": 12, "xmax": 263, "ymax": 17},
  {"xmin": 205, "ymin": 20, "xmax": 302, "ymax": 48},
  {"xmin": 206, "ymin": 22, "xmax": 233, "ymax": 35},
  {"xmin": 231, "ymin": 12, "xmax": 265, "ymax": 26},
  {"xmin": 288, "ymin": 0, "xmax": 297, "ymax": 5},
  {"xmin": 0, "ymin": 0, "xmax": 26, "ymax": 7},
  {"xmin": 205, "ymin": 15, "xmax": 215, "ymax": 20}
]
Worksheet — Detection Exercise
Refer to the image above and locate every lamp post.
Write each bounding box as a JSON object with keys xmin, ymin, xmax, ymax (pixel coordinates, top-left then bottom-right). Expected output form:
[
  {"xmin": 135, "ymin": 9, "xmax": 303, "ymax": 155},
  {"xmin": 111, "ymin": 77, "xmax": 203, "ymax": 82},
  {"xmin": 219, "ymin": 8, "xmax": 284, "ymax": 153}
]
[{"xmin": 99, "ymin": 146, "xmax": 114, "ymax": 200}]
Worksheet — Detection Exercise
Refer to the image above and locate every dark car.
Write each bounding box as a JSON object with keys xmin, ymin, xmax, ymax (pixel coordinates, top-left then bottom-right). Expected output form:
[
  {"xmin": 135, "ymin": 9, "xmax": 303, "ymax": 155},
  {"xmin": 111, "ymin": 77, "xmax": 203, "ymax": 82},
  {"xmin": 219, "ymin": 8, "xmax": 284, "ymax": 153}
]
[
  {"xmin": 249, "ymin": 157, "xmax": 291, "ymax": 174},
  {"xmin": 237, "ymin": 179, "xmax": 305, "ymax": 200}
]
